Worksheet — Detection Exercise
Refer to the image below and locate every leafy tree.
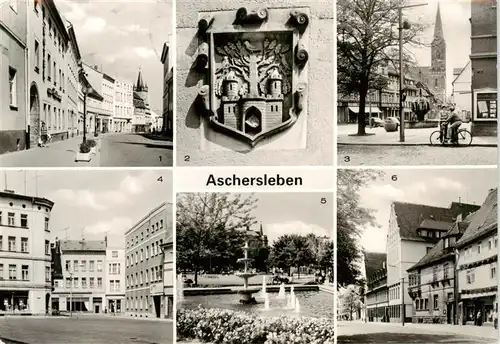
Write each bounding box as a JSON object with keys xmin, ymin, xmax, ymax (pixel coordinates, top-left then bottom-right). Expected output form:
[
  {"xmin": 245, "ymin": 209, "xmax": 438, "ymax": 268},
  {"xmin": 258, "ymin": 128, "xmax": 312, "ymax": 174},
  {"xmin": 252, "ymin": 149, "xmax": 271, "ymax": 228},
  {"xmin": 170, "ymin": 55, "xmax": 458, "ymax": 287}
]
[
  {"xmin": 306, "ymin": 233, "xmax": 334, "ymax": 276},
  {"xmin": 337, "ymin": 0, "xmax": 426, "ymax": 135},
  {"xmin": 338, "ymin": 284, "xmax": 364, "ymax": 321},
  {"xmin": 269, "ymin": 234, "xmax": 316, "ymax": 278},
  {"xmin": 337, "ymin": 170, "xmax": 384, "ymax": 287},
  {"xmin": 176, "ymin": 193, "xmax": 257, "ymax": 285}
]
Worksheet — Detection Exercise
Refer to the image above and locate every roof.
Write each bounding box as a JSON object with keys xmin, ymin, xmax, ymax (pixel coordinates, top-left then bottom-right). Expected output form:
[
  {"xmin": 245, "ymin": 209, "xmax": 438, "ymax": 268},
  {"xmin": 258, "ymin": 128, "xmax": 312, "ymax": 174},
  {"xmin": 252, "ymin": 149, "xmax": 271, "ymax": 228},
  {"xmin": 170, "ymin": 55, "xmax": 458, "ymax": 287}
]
[
  {"xmin": 133, "ymin": 92, "xmax": 146, "ymax": 109},
  {"xmin": 45, "ymin": 0, "xmax": 70, "ymax": 43},
  {"xmin": 125, "ymin": 202, "xmax": 170, "ymax": 236},
  {"xmin": 407, "ymin": 238, "xmax": 453, "ymax": 272},
  {"xmin": 136, "ymin": 69, "xmax": 146, "ymax": 90},
  {"xmin": 418, "ymin": 219, "xmax": 453, "ymax": 231},
  {"xmin": 393, "ymin": 201, "xmax": 480, "ymax": 242},
  {"xmin": 0, "ymin": 191, "xmax": 54, "ymax": 209},
  {"xmin": 433, "ymin": 3, "xmax": 444, "ymax": 40},
  {"xmin": 364, "ymin": 251, "xmax": 386, "ymax": 280},
  {"xmin": 456, "ymin": 189, "xmax": 498, "ymax": 248},
  {"xmin": 60, "ymin": 240, "xmax": 106, "ymax": 252}
]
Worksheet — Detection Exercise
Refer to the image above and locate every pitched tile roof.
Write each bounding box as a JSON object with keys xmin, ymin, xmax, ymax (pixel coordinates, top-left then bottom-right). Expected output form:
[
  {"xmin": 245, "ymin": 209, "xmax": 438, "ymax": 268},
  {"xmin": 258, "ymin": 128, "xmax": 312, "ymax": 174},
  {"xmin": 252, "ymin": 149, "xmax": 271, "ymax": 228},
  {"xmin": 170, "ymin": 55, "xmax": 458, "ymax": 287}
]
[
  {"xmin": 418, "ymin": 219, "xmax": 454, "ymax": 231},
  {"xmin": 456, "ymin": 189, "xmax": 498, "ymax": 248},
  {"xmin": 407, "ymin": 238, "xmax": 453, "ymax": 272},
  {"xmin": 393, "ymin": 201, "xmax": 480, "ymax": 242},
  {"xmin": 364, "ymin": 251, "xmax": 386, "ymax": 281},
  {"xmin": 60, "ymin": 240, "xmax": 106, "ymax": 252}
]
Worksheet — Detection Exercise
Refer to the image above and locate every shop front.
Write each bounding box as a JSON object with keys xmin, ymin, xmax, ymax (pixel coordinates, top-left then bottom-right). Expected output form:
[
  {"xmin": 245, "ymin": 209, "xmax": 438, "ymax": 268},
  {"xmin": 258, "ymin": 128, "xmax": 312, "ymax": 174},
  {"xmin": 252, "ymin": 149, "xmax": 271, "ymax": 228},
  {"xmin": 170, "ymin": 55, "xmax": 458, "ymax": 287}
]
[
  {"xmin": 460, "ymin": 290, "xmax": 497, "ymax": 326},
  {"xmin": 471, "ymin": 88, "xmax": 497, "ymax": 136}
]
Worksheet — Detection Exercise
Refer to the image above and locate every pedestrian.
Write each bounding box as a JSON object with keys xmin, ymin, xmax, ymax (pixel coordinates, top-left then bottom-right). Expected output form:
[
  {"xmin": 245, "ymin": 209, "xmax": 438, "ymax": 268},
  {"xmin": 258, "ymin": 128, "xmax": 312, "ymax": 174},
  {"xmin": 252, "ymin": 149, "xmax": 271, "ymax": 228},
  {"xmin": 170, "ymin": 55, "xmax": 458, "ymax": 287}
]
[
  {"xmin": 477, "ymin": 310, "xmax": 482, "ymax": 326},
  {"xmin": 40, "ymin": 121, "xmax": 48, "ymax": 147}
]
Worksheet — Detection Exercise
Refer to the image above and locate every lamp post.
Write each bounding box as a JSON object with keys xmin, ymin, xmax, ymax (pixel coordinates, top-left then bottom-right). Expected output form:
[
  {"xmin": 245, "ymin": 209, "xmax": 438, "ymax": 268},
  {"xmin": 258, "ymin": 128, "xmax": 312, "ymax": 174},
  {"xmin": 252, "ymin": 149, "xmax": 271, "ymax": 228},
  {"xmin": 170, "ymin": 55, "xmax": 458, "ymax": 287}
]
[
  {"xmin": 397, "ymin": 2, "xmax": 428, "ymax": 142},
  {"xmin": 69, "ymin": 271, "xmax": 74, "ymax": 318}
]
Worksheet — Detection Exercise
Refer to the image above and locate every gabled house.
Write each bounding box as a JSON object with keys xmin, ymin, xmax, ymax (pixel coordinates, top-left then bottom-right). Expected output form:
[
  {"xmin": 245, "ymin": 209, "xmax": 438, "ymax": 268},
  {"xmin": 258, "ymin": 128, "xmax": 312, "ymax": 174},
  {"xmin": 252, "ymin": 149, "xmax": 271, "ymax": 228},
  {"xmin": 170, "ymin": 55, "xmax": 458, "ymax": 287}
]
[{"xmin": 364, "ymin": 251, "xmax": 389, "ymax": 322}]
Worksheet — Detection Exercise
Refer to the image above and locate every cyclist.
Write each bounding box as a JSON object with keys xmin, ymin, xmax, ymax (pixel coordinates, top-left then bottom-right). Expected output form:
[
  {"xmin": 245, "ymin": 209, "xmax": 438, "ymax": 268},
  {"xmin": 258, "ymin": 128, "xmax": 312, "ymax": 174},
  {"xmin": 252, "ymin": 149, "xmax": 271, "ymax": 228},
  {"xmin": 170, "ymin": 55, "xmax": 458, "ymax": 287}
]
[
  {"xmin": 438, "ymin": 105, "xmax": 449, "ymax": 142},
  {"xmin": 445, "ymin": 106, "xmax": 462, "ymax": 144}
]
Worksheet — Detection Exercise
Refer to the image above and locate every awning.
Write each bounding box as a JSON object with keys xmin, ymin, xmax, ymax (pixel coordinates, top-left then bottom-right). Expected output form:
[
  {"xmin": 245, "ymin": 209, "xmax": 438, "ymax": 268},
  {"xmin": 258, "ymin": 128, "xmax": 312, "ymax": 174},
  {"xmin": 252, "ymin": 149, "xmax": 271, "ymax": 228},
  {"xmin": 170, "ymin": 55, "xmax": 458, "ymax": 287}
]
[{"xmin": 348, "ymin": 106, "xmax": 382, "ymax": 113}]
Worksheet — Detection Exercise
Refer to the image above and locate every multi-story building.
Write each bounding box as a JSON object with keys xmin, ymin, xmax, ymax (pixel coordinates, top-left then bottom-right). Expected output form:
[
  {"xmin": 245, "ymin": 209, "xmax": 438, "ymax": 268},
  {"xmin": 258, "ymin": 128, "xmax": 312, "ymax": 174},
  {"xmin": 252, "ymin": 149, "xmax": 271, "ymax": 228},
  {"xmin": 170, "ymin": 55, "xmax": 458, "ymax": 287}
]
[
  {"xmin": 385, "ymin": 201, "xmax": 480, "ymax": 323},
  {"xmin": 407, "ymin": 212, "xmax": 475, "ymax": 325},
  {"xmin": 1, "ymin": 0, "xmax": 28, "ymax": 153},
  {"xmin": 101, "ymin": 73, "xmax": 115, "ymax": 133},
  {"xmin": 82, "ymin": 64, "xmax": 105, "ymax": 135},
  {"xmin": 451, "ymin": 61, "xmax": 472, "ymax": 122},
  {"xmin": 65, "ymin": 23, "xmax": 82, "ymax": 138},
  {"xmin": 161, "ymin": 43, "xmax": 174, "ymax": 136},
  {"xmin": 0, "ymin": 190, "xmax": 54, "ymax": 314},
  {"xmin": 470, "ymin": 0, "xmax": 497, "ymax": 136},
  {"xmin": 456, "ymin": 188, "xmax": 498, "ymax": 326},
  {"xmin": 160, "ymin": 232, "xmax": 174, "ymax": 318},
  {"xmin": 125, "ymin": 202, "xmax": 172, "ymax": 318},
  {"xmin": 364, "ymin": 252, "xmax": 389, "ymax": 322},
  {"xmin": 105, "ymin": 247, "xmax": 125, "ymax": 313},
  {"xmin": 52, "ymin": 239, "xmax": 107, "ymax": 313},
  {"xmin": 133, "ymin": 68, "xmax": 151, "ymax": 133},
  {"xmin": 113, "ymin": 79, "xmax": 134, "ymax": 132}
]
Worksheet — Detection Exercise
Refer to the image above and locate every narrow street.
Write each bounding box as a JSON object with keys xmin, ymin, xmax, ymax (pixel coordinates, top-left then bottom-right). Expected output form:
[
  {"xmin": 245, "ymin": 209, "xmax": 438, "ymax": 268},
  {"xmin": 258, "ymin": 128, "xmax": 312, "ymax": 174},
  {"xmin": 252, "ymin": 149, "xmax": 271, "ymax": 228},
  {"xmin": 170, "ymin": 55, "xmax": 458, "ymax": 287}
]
[
  {"xmin": 337, "ymin": 321, "xmax": 497, "ymax": 344},
  {"xmin": 100, "ymin": 133, "xmax": 173, "ymax": 167}
]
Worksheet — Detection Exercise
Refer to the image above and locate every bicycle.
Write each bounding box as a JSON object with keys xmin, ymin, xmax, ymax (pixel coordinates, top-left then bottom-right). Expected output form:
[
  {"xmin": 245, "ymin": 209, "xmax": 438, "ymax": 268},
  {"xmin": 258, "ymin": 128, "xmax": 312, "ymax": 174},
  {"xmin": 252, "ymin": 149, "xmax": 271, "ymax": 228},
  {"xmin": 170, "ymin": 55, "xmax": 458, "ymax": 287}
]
[{"xmin": 429, "ymin": 126, "xmax": 473, "ymax": 147}]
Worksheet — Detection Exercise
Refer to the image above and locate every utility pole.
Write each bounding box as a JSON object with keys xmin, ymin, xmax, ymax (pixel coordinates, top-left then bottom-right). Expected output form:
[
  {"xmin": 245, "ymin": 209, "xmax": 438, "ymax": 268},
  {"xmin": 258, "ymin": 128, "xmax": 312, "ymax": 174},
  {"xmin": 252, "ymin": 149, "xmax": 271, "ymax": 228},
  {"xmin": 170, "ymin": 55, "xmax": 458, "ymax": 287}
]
[
  {"xmin": 401, "ymin": 277, "xmax": 405, "ymax": 326},
  {"xmin": 69, "ymin": 271, "xmax": 73, "ymax": 318}
]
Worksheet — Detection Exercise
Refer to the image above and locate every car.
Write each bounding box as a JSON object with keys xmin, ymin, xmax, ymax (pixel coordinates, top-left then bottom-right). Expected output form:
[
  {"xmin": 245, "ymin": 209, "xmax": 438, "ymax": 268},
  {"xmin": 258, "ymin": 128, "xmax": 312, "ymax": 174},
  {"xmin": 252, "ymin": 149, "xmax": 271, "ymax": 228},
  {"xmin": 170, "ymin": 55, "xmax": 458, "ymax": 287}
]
[{"xmin": 370, "ymin": 117, "xmax": 384, "ymax": 127}]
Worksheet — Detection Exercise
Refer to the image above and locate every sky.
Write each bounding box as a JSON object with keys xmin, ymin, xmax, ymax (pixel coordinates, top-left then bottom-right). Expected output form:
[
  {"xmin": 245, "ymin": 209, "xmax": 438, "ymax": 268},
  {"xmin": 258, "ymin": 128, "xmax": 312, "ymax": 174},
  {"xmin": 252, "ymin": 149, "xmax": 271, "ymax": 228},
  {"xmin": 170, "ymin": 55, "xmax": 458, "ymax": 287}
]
[
  {"xmin": 57, "ymin": 0, "xmax": 174, "ymax": 113},
  {"xmin": 404, "ymin": 0, "xmax": 471, "ymax": 95},
  {"xmin": 252, "ymin": 193, "xmax": 333, "ymax": 244},
  {"xmin": 357, "ymin": 168, "xmax": 498, "ymax": 253},
  {"xmin": 0, "ymin": 170, "xmax": 173, "ymax": 248}
]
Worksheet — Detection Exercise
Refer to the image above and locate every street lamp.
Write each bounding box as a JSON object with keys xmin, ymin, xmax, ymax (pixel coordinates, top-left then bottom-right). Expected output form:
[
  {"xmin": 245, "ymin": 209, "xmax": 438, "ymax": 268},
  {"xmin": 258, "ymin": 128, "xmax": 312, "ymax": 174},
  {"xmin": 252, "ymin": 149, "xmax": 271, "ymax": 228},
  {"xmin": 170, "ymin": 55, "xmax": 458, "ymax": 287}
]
[
  {"xmin": 81, "ymin": 85, "xmax": 93, "ymax": 144},
  {"xmin": 68, "ymin": 263, "xmax": 84, "ymax": 318},
  {"xmin": 398, "ymin": 2, "xmax": 428, "ymax": 142}
]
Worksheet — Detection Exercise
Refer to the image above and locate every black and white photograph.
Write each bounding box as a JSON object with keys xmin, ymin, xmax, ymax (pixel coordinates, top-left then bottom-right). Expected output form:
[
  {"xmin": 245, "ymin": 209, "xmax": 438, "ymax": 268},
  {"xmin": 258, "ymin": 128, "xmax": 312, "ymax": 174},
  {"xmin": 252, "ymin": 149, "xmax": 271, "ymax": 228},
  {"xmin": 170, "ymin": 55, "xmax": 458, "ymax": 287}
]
[
  {"xmin": 0, "ymin": 170, "xmax": 174, "ymax": 344},
  {"xmin": 0, "ymin": 0, "xmax": 173, "ymax": 167},
  {"xmin": 337, "ymin": 168, "xmax": 498, "ymax": 343},
  {"xmin": 337, "ymin": 0, "xmax": 497, "ymax": 166},
  {"xmin": 175, "ymin": 192, "xmax": 334, "ymax": 343},
  {"xmin": 176, "ymin": 0, "xmax": 334, "ymax": 167}
]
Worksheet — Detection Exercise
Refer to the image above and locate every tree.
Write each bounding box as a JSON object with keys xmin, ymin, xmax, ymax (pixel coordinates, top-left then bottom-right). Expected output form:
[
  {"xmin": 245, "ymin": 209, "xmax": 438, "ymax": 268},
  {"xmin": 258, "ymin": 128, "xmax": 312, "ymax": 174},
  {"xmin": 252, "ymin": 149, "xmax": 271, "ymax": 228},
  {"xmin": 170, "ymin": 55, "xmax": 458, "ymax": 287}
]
[
  {"xmin": 337, "ymin": 0, "xmax": 426, "ymax": 135},
  {"xmin": 176, "ymin": 193, "xmax": 258, "ymax": 285},
  {"xmin": 306, "ymin": 233, "xmax": 334, "ymax": 276},
  {"xmin": 269, "ymin": 234, "xmax": 315, "ymax": 278},
  {"xmin": 338, "ymin": 285, "xmax": 364, "ymax": 321},
  {"xmin": 337, "ymin": 170, "xmax": 384, "ymax": 287}
]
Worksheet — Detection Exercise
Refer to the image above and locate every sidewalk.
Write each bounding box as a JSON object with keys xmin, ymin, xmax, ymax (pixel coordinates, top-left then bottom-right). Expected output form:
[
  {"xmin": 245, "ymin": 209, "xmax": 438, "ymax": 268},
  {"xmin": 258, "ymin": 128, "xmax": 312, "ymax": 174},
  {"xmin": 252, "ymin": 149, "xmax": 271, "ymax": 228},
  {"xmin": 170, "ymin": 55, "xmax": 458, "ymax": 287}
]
[
  {"xmin": 338, "ymin": 123, "xmax": 497, "ymax": 147},
  {"xmin": 0, "ymin": 135, "xmax": 100, "ymax": 167}
]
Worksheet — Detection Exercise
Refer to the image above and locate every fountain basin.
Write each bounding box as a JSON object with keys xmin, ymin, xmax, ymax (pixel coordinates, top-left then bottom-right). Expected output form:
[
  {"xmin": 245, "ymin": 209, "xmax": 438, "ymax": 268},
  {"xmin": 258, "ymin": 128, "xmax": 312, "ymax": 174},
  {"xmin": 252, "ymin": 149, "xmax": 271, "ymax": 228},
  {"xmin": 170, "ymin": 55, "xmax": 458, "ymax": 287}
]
[{"xmin": 235, "ymin": 272, "xmax": 257, "ymax": 279}]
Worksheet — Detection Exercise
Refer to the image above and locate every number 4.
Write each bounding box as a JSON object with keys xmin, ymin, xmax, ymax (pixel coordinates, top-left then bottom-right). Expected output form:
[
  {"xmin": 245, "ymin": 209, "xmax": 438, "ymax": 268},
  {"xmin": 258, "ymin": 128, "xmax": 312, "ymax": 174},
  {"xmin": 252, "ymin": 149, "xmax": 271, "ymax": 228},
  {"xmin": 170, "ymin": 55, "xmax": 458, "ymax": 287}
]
[{"xmin": 157, "ymin": 176, "xmax": 163, "ymax": 182}]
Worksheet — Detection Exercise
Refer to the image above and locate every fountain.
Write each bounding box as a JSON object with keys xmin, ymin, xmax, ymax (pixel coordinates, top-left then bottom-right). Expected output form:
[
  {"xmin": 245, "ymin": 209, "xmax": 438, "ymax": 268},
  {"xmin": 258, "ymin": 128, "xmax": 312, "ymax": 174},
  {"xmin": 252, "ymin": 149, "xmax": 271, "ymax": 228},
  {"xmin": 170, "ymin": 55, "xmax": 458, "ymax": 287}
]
[
  {"xmin": 277, "ymin": 283, "xmax": 286, "ymax": 299},
  {"xmin": 295, "ymin": 298, "xmax": 300, "ymax": 313},
  {"xmin": 260, "ymin": 275, "xmax": 267, "ymax": 298},
  {"xmin": 177, "ymin": 274, "xmax": 185, "ymax": 303},
  {"xmin": 264, "ymin": 292, "xmax": 270, "ymax": 311},
  {"xmin": 232, "ymin": 242, "xmax": 261, "ymax": 304}
]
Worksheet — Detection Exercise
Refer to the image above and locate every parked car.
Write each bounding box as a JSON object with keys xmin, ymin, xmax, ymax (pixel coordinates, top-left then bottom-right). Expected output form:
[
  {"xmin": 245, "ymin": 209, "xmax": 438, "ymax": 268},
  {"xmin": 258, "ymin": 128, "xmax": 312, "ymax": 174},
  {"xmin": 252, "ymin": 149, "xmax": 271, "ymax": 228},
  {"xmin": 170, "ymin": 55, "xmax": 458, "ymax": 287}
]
[
  {"xmin": 370, "ymin": 117, "xmax": 384, "ymax": 127},
  {"xmin": 384, "ymin": 117, "xmax": 400, "ymax": 132}
]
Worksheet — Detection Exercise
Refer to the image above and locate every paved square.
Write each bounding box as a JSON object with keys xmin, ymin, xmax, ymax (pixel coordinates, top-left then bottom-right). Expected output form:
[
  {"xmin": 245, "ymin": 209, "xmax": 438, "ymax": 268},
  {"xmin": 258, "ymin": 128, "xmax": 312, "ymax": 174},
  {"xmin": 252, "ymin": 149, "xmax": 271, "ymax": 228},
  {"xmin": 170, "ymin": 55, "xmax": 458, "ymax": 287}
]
[{"xmin": 0, "ymin": 316, "xmax": 173, "ymax": 344}]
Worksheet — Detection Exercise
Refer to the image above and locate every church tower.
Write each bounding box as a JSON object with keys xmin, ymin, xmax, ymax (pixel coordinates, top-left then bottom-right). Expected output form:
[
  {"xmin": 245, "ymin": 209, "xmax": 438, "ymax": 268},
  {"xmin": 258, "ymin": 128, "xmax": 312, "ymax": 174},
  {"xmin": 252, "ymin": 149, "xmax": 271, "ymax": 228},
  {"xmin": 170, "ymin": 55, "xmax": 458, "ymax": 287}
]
[
  {"xmin": 134, "ymin": 67, "xmax": 149, "ymax": 106},
  {"xmin": 429, "ymin": 3, "xmax": 447, "ymax": 102}
]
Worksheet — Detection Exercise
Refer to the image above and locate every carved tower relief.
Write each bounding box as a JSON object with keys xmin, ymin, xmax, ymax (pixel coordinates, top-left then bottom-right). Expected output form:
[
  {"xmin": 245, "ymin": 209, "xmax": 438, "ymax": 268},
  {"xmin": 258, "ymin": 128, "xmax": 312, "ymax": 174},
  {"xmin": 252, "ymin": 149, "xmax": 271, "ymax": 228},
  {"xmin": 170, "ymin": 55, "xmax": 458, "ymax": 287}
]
[{"xmin": 196, "ymin": 7, "xmax": 310, "ymax": 149}]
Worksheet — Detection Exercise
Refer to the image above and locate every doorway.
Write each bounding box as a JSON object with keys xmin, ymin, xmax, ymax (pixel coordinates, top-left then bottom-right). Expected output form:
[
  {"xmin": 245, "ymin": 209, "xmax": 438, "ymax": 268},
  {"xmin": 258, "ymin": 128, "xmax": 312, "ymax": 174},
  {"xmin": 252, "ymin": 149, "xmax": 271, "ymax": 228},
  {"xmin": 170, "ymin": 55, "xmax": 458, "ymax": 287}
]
[
  {"xmin": 153, "ymin": 296, "xmax": 161, "ymax": 318},
  {"xmin": 29, "ymin": 83, "xmax": 40, "ymax": 148}
]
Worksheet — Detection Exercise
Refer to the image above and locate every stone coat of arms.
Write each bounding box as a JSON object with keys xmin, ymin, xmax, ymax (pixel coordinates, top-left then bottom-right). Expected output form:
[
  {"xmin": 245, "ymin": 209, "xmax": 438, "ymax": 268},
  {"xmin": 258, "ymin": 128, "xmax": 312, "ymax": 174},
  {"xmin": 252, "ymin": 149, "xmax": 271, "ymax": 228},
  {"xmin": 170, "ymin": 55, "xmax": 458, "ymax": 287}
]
[{"xmin": 196, "ymin": 8, "xmax": 310, "ymax": 148}]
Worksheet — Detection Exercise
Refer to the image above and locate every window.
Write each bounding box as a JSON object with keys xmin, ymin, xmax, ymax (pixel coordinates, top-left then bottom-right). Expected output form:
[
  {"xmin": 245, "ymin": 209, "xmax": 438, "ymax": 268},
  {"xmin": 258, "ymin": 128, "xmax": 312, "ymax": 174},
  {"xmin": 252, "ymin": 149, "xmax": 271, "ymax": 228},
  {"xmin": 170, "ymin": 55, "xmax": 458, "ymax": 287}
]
[
  {"xmin": 466, "ymin": 269, "xmax": 475, "ymax": 284},
  {"xmin": 81, "ymin": 260, "xmax": 86, "ymax": 272},
  {"xmin": 65, "ymin": 278, "xmax": 71, "ymax": 288},
  {"xmin": 0, "ymin": 264, "xmax": 3, "ymax": 279},
  {"xmin": 47, "ymin": 55, "xmax": 51, "ymax": 80},
  {"xmin": 135, "ymin": 252, "xmax": 138, "ymax": 264},
  {"xmin": 89, "ymin": 260, "xmax": 95, "ymax": 272},
  {"xmin": 73, "ymin": 260, "xmax": 78, "ymax": 272},
  {"xmin": 491, "ymin": 265, "xmax": 496, "ymax": 279},
  {"xmin": 433, "ymin": 294, "xmax": 438, "ymax": 309},
  {"xmin": 65, "ymin": 260, "xmax": 70, "ymax": 271},
  {"xmin": 9, "ymin": 265, "xmax": 16, "ymax": 280},
  {"xmin": 97, "ymin": 260, "xmax": 102, "ymax": 272},
  {"xmin": 53, "ymin": 61, "xmax": 56, "ymax": 84},
  {"xmin": 8, "ymin": 212, "xmax": 15, "ymax": 226},
  {"xmin": 45, "ymin": 240, "xmax": 49, "ymax": 255},
  {"xmin": 74, "ymin": 278, "xmax": 78, "ymax": 288},
  {"xmin": 82, "ymin": 277, "xmax": 87, "ymax": 288},
  {"xmin": 160, "ymin": 220, "xmax": 163, "ymax": 229},
  {"xmin": 89, "ymin": 277, "xmax": 95, "ymax": 288},
  {"xmin": 443, "ymin": 263, "xmax": 449, "ymax": 279},
  {"xmin": 8, "ymin": 236, "xmax": 16, "ymax": 251},
  {"xmin": 0, "ymin": 211, "xmax": 2, "ymax": 225},
  {"xmin": 97, "ymin": 277, "xmax": 102, "ymax": 288},
  {"xmin": 496, "ymin": 238, "xmax": 498, "ymax": 248},
  {"xmin": 45, "ymin": 266, "xmax": 50, "ymax": 282},
  {"xmin": 424, "ymin": 298, "xmax": 429, "ymax": 310},
  {"xmin": 21, "ymin": 265, "xmax": 28, "ymax": 280},
  {"xmin": 140, "ymin": 249, "xmax": 143, "ymax": 261},
  {"xmin": 489, "ymin": 240, "xmax": 492, "ymax": 250},
  {"xmin": 21, "ymin": 238, "xmax": 28, "ymax": 252},
  {"xmin": 476, "ymin": 93, "xmax": 497, "ymax": 120},
  {"xmin": 110, "ymin": 280, "xmax": 115, "ymax": 292},
  {"xmin": 116, "ymin": 280, "xmax": 120, "ymax": 291},
  {"xmin": 478, "ymin": 242, "xmax": 482, "ymax": 254},
  {"xmin": 45, "ymin": 217, "xmax": 49, "ymax": 231},
  {"xmin": 112, "ymin": 250, "xmax": 118, "ymax": 258},
  {"xmin": 146, "ymin": 246, "xmax": 149, "ymax": 259},
  {"xmin": 34, "ymin": 40, "xmax": 40, "ymax": 71}
]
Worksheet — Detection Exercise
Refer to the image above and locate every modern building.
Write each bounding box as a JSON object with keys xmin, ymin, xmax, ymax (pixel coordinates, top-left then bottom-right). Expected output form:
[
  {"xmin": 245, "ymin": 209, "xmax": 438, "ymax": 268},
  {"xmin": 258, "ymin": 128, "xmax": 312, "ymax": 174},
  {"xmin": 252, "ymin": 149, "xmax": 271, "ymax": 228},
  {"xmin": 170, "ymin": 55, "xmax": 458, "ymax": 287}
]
[
  {"xmin": 0, "ymin": 190, "xmax": 54, "ymax": 314},
  {"xmin": 113, "ymin": 79, "xmax": 134, "ymax": 132},
  {"xmin": 132, "ymin": 68, "xmax": 151, "ymax": 133},
  {"xmin": 470, "ymin": 0, "xmax": 497, "ymax": 136},
  {"xmin": 407, "ymin": 212, "xmax": 475, "ymax": 324},
  {"xmin": 125, "ymin": 202, "xmax": 172, "ymax": 318},
  {"xmin": 1, "ymin": 0, "xmax": 28, "ymax": 153},
  {"xmin": 456, "ymin": 188, "xmax": 498, "ymax": 326},
  {"xmin": 161, "ymin": 43, "xmax": 173, "ymax": 136},
  {"xmin": 160, "ymin": 238, "xmax": 173, "ymax": 318},
  {"xmin": 105, "ymin": 247, "xmax": 125, "ymax": 313},
  {"xmin": 364, "ymin": 251, "xmax": 389, "ymax": 322},
  {"xmin": 101, "ymin": 73, "xmax": 115, "ymax": 133},
  {"xmin": 52, "ymin": 239, "xmax": 107, "ymax": 313},
  {"xmin": 451, "ymin": 61, "xmax": 472, "ymax": 122},
  {"xmin": 385, "ymin": 201, "xmax": 480, "ymax": 323}
]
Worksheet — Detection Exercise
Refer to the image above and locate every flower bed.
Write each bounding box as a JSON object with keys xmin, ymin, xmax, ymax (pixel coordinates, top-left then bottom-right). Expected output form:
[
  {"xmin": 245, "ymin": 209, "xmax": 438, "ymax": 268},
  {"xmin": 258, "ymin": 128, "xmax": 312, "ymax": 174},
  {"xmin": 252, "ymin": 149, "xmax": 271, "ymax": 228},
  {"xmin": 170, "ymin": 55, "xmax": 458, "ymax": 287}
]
[{"xmin": 177, "ymin": 307, "xmax": 334, "ymax": 344}]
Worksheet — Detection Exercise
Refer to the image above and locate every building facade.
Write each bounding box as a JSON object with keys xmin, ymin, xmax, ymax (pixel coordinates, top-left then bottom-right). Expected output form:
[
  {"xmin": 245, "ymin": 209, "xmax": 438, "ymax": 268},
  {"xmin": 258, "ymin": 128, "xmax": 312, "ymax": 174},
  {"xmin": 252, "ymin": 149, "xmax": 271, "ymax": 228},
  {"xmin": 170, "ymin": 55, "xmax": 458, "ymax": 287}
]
[
  {"xmin": 0, "ymin": 190, "xmax": 54, "ymax": 315},
  {"xmin": 470, "ymin": 0, "xmax": 497, "ymax": 136},
  {"xmin": 125, "ymin": 202, "xmax": 172, "ymax": 318},
  {"xmin": 113, "ymin": 79, "xmax": 133, "ymax": 132},
  {"xmin": 456, "ymin": 188, "xmax": 498, "ymax": 326},
  {"xmin": 364, "ymin": 252, "xmax": 389, "ymax": 322},
  {"xmin": 451, "ymin": 61, "xmax": 472, "ymax": 121},
  {"xmin": 105, "ymin": 247, "xmax": 125, "ymax": 313},
  {"xmin": 65, "ymin": 23, "xmax": 82, "ymax": 138},
  {"xmin": 386, "ymin": 201, "xmax": 480, "ymax": 323},
  {"xmin": 160, "ymin": 240, "xmax": 173, "ymax": 318},
  {"xmin": 52, "ymin": 239, "xmax": 107, "ymax": 313},
  {"xmin": 101, "ymin": 73, "xmax": 115, "ymax": 133},
  {"xmin": 161, "ymin": 43, "xmax": 173, "ymax": 136},
  {"xmin": 132, "ymin": 69, "xmax": 151, "ymax": 133},
  {"xmin": 0, "ymin": 0, "xmax": 28, "ymax": 154},
  {"xmin": 82, "ymin": 64, "xmax": 105, "ymax": 135}
]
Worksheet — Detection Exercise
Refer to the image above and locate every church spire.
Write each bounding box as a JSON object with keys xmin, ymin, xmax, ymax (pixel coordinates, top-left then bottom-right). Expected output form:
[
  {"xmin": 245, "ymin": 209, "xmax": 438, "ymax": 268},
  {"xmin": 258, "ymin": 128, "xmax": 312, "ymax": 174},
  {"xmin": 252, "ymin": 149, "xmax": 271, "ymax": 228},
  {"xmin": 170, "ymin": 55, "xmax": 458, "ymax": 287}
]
[
  {"xmin": 136, "ymin": 67, "xmax": 145, "ymax": 90},
  {"xmin": 433, "ymin": 3, "xmax": 444, "ymax": 40}
]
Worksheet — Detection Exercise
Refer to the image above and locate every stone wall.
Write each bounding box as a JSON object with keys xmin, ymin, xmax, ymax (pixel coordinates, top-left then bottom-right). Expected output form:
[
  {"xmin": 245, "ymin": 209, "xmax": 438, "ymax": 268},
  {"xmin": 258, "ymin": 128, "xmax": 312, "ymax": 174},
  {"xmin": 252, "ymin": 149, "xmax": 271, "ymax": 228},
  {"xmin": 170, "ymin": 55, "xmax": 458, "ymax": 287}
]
[{"xmin": 176, "ymin": 0, "xmax": 333, "ymax": 165}]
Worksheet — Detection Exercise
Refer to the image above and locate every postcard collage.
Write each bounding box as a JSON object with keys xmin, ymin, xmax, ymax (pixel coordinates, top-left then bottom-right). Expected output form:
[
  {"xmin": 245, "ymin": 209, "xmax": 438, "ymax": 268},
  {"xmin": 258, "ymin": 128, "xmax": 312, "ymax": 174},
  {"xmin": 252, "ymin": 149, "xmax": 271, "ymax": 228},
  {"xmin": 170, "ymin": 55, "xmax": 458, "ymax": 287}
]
[{"xmin": 0, "ymin": 0, "xmax": 498, "ymax": 343}]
